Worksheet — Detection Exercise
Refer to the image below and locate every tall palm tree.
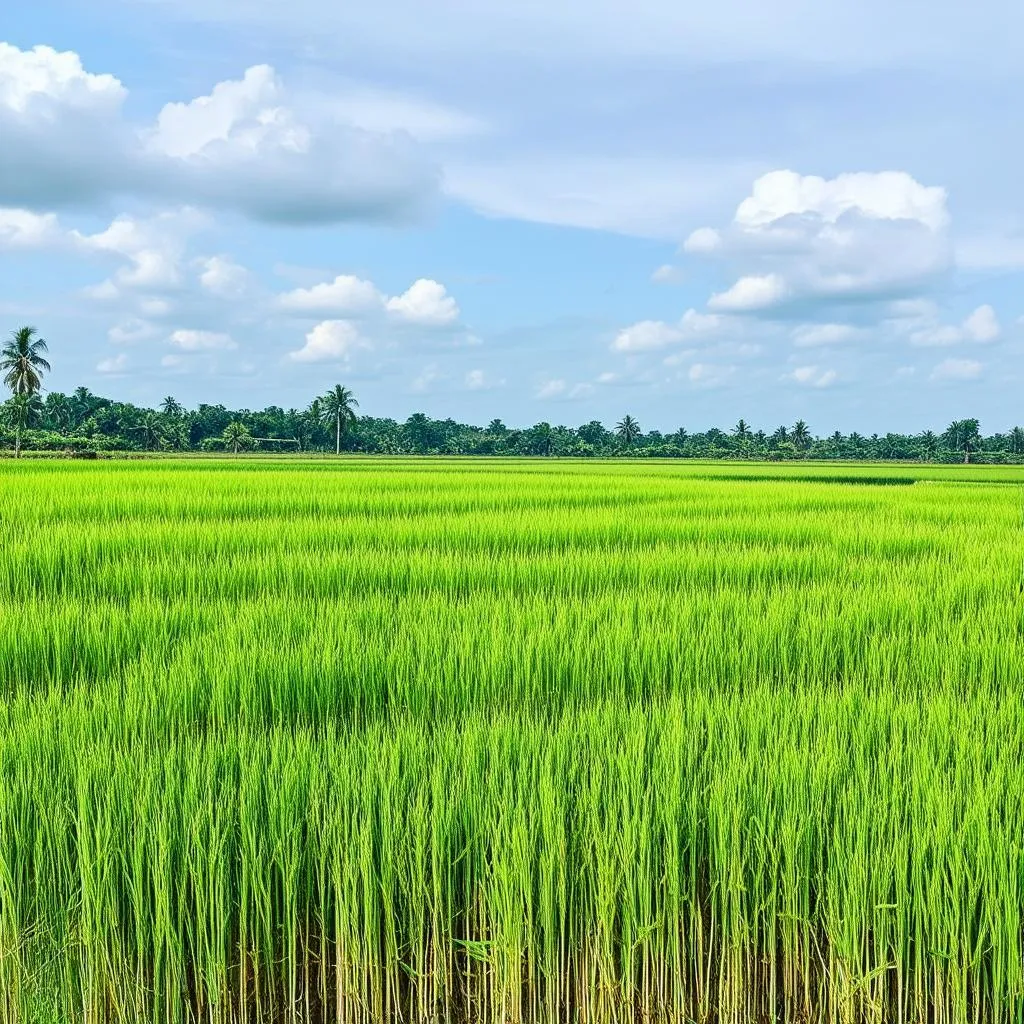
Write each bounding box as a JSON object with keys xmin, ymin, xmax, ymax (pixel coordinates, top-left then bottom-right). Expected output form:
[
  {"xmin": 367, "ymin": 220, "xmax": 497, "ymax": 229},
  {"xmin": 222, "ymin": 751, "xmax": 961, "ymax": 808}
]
[
  {"xmin": 320, "ymin": 386, "xmax": 359, "ymax": 455},
  {"xmin": 4, "ymin": 393, "xmax": 42, "ymax": 458},
  {"xmin": 1, "ymin": 327, "xmax": 50, "ymax": 396},
  {"xmin": 44, "ymin": 392, "xmax": 72, "ymax": 434},
  {"xmin": 944, "ymin": 419, "xmax": 981, "ymax": 464},
  {"xmin": 733, "ymin": 419, "xmax": 751, "ymax": 440},
  {"xmin": 222, "ymin": 421, "xmax": 253, "ymax": 455},
  {"xmin": 160, "ymin": 396, "xmax": 184, "ymax": 418},
  {"xmin": 132, "ymin": 412, "xmax": 166, "ymax": 451},
  {"xmin": 791, "ymin": 420, "xmax": 812, "ymax": 450},
  {"xmin": 616, "ymin": 414, "xmax": 641, "ymax": 447}
]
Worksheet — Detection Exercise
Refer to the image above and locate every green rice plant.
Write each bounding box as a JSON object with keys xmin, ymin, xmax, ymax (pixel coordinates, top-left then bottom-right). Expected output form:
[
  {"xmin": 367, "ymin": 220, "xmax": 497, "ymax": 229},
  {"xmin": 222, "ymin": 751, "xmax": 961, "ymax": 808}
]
[{"xmin": 0, "ymin": 459, "xmax": 1021, "ymax": 1022}]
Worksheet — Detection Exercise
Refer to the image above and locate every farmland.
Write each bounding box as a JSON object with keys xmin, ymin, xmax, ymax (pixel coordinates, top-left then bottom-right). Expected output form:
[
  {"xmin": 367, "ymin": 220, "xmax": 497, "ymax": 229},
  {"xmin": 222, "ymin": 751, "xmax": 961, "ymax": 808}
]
[{"xmin": 0, "ymin": 459, "xmax": 1021, "ymax": 1023}]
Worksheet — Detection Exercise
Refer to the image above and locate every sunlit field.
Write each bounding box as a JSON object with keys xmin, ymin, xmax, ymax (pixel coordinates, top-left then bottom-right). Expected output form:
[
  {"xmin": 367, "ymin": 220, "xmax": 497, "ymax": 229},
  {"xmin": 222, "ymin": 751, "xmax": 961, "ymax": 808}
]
[{"xmin": 0, "ymin": 459, "xmax": 1021, "ymax": 1024}]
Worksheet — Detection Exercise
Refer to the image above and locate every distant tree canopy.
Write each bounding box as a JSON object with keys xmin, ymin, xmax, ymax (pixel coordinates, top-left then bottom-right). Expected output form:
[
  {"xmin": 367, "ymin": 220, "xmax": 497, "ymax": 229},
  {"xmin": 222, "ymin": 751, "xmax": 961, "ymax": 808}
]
[
  {"xmin": 0, "ymin": 389, "xmax": 1021, "ymax": 462},
  {"xmin": 0, "ymin": 326, "xmax": 1020, "ymax": 461}
]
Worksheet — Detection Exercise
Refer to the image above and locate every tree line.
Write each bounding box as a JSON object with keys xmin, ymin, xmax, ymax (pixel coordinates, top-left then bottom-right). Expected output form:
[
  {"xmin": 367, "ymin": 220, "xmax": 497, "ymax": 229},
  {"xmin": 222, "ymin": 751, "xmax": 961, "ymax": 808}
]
[{"xmin": 2, "ymin": 326, "xmax": 1020, "ymax": 461}]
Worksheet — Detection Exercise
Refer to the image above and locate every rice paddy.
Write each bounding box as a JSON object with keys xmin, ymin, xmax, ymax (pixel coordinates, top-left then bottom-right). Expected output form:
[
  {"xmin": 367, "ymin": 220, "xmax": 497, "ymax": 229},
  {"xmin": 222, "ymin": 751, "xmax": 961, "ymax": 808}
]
[{"xmin": 0, "ymin": 458, "xmax": 1021, "ymax": 1024}]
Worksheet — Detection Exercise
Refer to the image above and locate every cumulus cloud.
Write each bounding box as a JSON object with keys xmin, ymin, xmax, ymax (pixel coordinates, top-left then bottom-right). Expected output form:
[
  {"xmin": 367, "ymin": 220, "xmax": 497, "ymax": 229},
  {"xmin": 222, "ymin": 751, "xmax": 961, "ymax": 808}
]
[
  {"xmin": 464, "ymin": 368, "xmax": 504, "ymax": 390},
  {"xmin": 279, "ymin": 274, "xmax": 459, "ymax": 327},
  {"xmin": 109, "ymin": 318, "xmax": 159, "ymax": 344},
  {"xmin": 197, "ymin": 255, "xmax": 249, "ymax": 297},
  {"xmin": 288, "ymin": 320, "xmax": 369, "ymax": 363},
  {"xmin": 651, "ymin": 264, "xmax": 684, "ymax": 283},
  {"xmin": 708, "ymin": 273, "xmax": 787, "ymax": 312},
  {"xmin": 909, "ymin": 304, "xmax": 1001, "ymax": 346},
  {"xmin": 96, "ymin": 352, "xmax": 129, "ymax": 374},
  {"xmin": 789, "ymin": 365, "xmax": 838, "ymax": 387},
  {"xmin": 792, "ymin": 323, "xmax": 859, "ymax": 347},
  {"xmin": 72, "ymin": 209, "xmax": 205, "ymax": 299},
  {"xmin": 684, "ymin": 169, "xmax": 953, "ymax": 317},
  {"xmin": 279, "ymin": 274, "xmax": 384, "ymax": 315},
  {"xmin": 682, "ymin": 227, "xmax": 721, "ymax": 253},
  {"xmin": 612, "ymin": 309, "xmax": 721, "ymax": 352},
  {"xmin": 0, "ymin": 44, "xmax": 436, "ymax": 223},
  {"xmin": 535, "ymin": 378, "xmax": 567, "ymax": 399},
  {"xmin": 386, "ymin": 279, "xmax": 459, "ymax": 326},
  {"xmin": 0, "ymin": 208, "xmax": 61, "ymax": 247},
  {"xmin": 169, "ymin": 329, "xmax": 236, "ymax": 350},
  {"xmin": 931, "ymin": 357, "xmax": 982, "ymax": 381}
]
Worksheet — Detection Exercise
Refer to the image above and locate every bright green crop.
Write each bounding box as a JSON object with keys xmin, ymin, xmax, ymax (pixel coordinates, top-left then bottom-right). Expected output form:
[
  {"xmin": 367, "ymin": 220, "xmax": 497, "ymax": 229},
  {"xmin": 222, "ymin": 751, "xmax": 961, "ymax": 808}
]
[{"xmin": 0, "ymin": 458, "xmax": 1021, "ymax": 1023}]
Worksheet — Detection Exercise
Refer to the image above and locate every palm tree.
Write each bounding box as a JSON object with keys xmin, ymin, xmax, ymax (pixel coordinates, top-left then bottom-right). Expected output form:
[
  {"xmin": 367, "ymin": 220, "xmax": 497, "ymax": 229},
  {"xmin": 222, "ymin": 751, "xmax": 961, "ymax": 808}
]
[
  {"xmin": 791, "ymin": 420, "xmax": 812, "ymax": 450},
  {"xmin": 944, "ymin": 419, "xmax": 981, "ymax": 463},
  {"xmin": 44, "ymin": 392, "xmax": 72, "ymax": 434},
  {"xmin": 4, "ymin": 393, "xmax": 42, "ymax": 457},
  {"xmin": 320, "ymin": 386, "xmax": 359, "ymax": 455},
  {"xmin": 1010, "ymin": 426, "xmax": 1024, "ymax": 456},
  {"xmin": 733, "ymin": 419, "xmax": 751, "ymax": 440},
  {"xmin": 616, "ymin": 414, "xmax": 641, "ymax": 447},
  {"xmin": 1, "ymin": 327, "xmax": 50, "ymax": 396},
  {"xmin": 132, "ymin": 412, "xmax": 166, "ymax": 451},
  {"xmin": 222, "ymin": 421, "xmax": 253, "ymax": 455},
  {"xmin": 160, "ymin": 396, "xmax": 184, "ymax": 418},
  {"xmin": 918, "ymin": 430, "xmax": 938, "ymax": 462}
]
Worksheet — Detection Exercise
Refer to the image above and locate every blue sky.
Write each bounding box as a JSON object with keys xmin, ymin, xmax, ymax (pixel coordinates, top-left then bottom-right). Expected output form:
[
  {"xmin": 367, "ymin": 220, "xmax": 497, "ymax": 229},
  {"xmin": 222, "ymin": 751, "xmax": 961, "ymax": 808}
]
[{"xmin": 2, "ymin": 0, "xmax": 1023, "ymax": 432}]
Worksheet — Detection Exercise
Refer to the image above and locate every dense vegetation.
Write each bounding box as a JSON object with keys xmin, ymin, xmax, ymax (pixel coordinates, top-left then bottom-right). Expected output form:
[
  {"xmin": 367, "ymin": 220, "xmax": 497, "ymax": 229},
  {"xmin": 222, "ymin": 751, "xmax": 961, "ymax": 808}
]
[
  {"xmin": 1, "ymin": 325, "xmax": 1020, "ymax": 461},
  {"xmin": 1, "ymin": 386, "xmax": 1021, "ymax": 462},
  {"xmin": 0, "ymin": 459, "xmax": 1021, "ymax": 1023}
]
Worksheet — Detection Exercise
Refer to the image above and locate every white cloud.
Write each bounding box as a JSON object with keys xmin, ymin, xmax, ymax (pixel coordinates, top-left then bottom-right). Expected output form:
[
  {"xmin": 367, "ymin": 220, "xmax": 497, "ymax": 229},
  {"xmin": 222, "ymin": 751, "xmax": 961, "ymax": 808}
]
[
  {"xmin": 109, "ymin": 318, "xmax": 158, "ymax": 344},
  {"xmin": 0, "ymin": 44, "xmax": 435, "ymax": 224},
  {"xmin": 651, "ymin": 263, "xmax": 684, "ymax": 283},
  {"xmin": 792, "ymin": 323, "xmax": 858, "ymax": 347},
  {"xmin": 0, "ymin": 43, "xmax": 124, "ymax": 114},
  {"xmin": 687, "ymin": 362, "xmax": 735, "ymax": 388},
  {"xmin": 734, "ymin": 170, "xmax": 948, "ymax": 232},
  {"xmin": 612, "ymin": 308, "xmax": 721, "ymax": 352},
  {"xmin": 909, "ymin": 304, "xmax": 1001, "ymax": 346},
  {"xmin": 73, "ymin": 209, "xmax": 205, "ymax": 299},
  {"xmin": 708, "ymin": 273, "xmax": 787, "ymax": 312},
  {"xmin": 683, "ymin": 227, "xmax": 721, "ymax": 253},
  {"xmin": 279, "ymin": 274, "xmax": 384, "ymax": 315},
  {"xmin": 96, "ymin": 352, "xmax": 129, "ymax": 373},
  {"xmin": 962, "ymin": 304, "xmax": 1000, "ymax": 343},
  {"xmin": 197, "ymin": 255, "xmax": 249, "ymax": 297},
  {"xmin": 535, "ymin": 378, "xmax": 567, "ymax": 399},
  {"xmin": 411, "ymin": 364, "xmax": 444, "ymax": 392},
  {"xmin": 169, "ymin": 328, "xmax": 236, "ymax": 350},
  {"xmin": 789, "ymin": 365, "xmax": 838, "ymax": 387},
  {"xmin": 686, "ymin": 169, "xmax": 952, "ymax": 318},
  {"xmin": 0, "ymin": 208, "xmax": 61, "ymax": 247},
  {"xmin": 288, "ymin": 319, "xmax": 369, "ymax": 363},
  {"xmin": 931, "ymin": 357, "xmax": 982, "ymax": 381},
  {"xmin": 613, "ymin": 319, "xmax": 683, "ymax": 352},
  {"xmin": 464, "ymin": 368, "xmax": 504, "ymax": 390},
  {"xmin": 386, "ymin": 278, "xmax": 459, "ymax": 325}
]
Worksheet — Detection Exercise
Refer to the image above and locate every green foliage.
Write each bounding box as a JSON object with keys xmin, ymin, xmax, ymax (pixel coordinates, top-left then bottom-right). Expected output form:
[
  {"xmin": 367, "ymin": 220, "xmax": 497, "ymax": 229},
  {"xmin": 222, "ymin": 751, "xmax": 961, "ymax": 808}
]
[{"xmin": 0, "ymin": 460, "xmax": 1022, "ymax": 1022}]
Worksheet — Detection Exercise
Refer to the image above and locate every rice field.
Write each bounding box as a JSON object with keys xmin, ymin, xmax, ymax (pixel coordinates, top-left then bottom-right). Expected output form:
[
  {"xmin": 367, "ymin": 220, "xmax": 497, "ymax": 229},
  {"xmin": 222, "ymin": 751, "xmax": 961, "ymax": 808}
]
[{"xmin": 0, "ymin": 458, "xmax": 1022, "ymax": 1024}]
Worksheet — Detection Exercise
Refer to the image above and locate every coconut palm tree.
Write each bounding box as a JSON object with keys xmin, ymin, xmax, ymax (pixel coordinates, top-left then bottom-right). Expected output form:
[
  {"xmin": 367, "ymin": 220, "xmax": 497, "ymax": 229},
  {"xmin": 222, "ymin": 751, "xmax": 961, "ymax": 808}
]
[
  {"xmin": 222, "ymin": 421, "xmax": 253, "ymax": 455},
  {"xmin": 616, "ymin": 414, "xmax": 641, "ymax": 447},
  {"xmin": 944, "ymin": 419, "xmax": 981, "ymax": 463},
  {"xmin": 791, "ymin": 420, "xmax": 812, "ymax": 450},
  {"xmin": 4, "ymin": 393, "xmax": 42, "ymax": 457},
  {"xmin": 733, "ymin": 419, "xmax": 751, "ymax": 440},
  {"xmin": 160, "ymin": 396, "xmax": 184, "ymax": 418},
  {"xmin": 320, "ymin": 385, "xmax": 359, "ymax": 455},
  {"xmin": 132, "ymin": 412, "xmax": 166, "ymax": 451},
  {"xmin": 1, "ymin": 327, "xmax": 50, "ymax": 396}
]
